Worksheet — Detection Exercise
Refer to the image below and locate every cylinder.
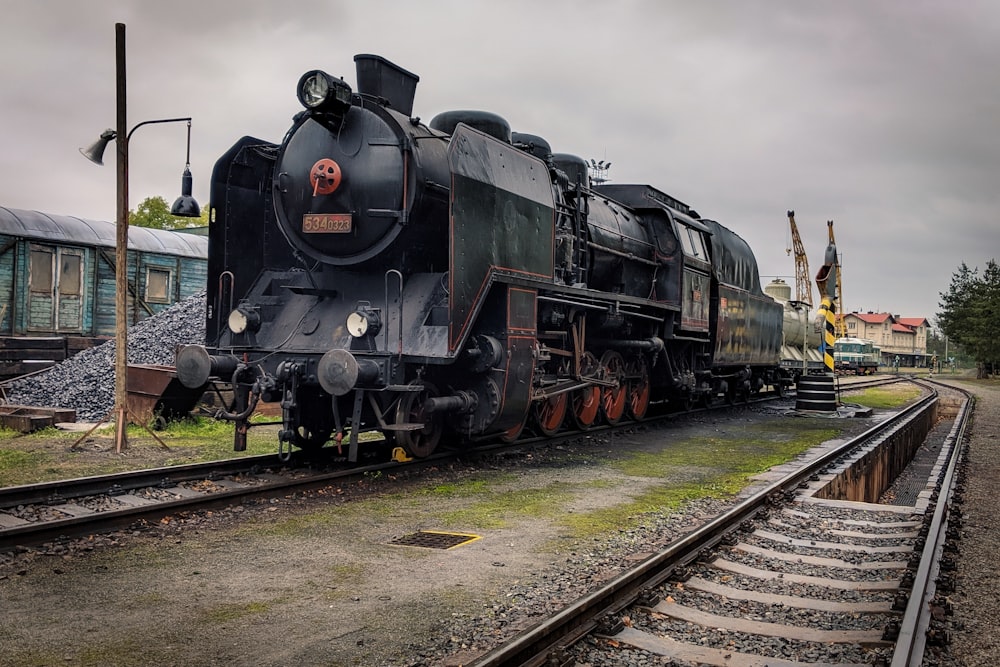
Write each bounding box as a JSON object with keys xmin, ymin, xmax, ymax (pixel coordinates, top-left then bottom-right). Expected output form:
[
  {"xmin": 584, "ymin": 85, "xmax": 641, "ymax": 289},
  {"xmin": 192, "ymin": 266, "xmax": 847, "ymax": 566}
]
[
  {"xmin": 317, "ymin": 349, "xmax": 379, "ymax": 396},
  {"xmin": 795, "ymin": 375, "xmax": 838, "ymax": 412},
  {"xmin": 175, "ymin": 345, "xmax": 239, "ymax": 389}
]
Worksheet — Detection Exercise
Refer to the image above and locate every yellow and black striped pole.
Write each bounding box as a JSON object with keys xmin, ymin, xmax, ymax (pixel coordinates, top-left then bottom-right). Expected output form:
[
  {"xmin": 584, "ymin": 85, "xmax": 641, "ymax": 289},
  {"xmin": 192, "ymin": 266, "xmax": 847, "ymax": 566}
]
[
  {"xmin": 797, "ymin": 221, "xmax": 841, "ymax": 412},
  {"xmin": 814, "ymin": 230, "xmax": 840, "ymax": 376},
  {"xmin": 820, "ymin": 296, "xmax": 836, "ymax": 373}
]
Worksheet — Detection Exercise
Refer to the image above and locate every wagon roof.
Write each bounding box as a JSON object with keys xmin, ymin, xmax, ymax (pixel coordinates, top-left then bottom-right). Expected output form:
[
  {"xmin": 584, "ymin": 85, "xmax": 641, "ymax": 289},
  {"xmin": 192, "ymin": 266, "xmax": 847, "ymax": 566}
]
[{"xmin": 0, "ymin": 206, "xmax": 208, "ymax": 259}]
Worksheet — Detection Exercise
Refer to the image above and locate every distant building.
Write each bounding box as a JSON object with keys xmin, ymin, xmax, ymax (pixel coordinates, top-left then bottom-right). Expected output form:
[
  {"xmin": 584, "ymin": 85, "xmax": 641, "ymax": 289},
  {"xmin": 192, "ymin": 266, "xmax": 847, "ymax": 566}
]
[{"xmin": 839, "ymin": 312, "xmax": 930, "ymax": 367}]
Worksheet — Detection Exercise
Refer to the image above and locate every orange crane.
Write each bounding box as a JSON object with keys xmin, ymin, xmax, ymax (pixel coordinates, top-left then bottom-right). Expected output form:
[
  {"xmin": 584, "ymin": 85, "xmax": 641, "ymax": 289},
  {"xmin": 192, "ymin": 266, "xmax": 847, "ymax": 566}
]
[
  {"xmin": 827, "ymin": 220, "xmax": 847, "ymax": 338},
  {"xmin": 786, "ymin": 210, "xmax": 812, "ymax": 304}
]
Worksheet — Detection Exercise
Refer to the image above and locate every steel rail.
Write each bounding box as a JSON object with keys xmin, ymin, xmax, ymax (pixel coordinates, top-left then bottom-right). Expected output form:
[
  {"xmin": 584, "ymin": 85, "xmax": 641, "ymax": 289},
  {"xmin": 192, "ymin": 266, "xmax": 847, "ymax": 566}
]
[
  {"xmin": 0, "ymin": 455, "xmax": 400, "ymax": 550},
  {"xmin": 890, "ymin": 380, "xmax": 972, "ymax": 666},
  {"xmin": 0, "ymin": 453, "xmax": 284, "ymax": 510}
]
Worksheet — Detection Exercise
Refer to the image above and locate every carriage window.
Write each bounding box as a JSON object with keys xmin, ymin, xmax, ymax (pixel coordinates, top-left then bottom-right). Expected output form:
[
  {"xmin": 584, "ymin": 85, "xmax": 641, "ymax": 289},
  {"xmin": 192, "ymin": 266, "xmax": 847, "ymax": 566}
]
[
  {"xmin": 59, "ymin": 254, "xmax": 82, "ymax": 295},
  {"xmin": 30, "ymin": 249, "xmax": 53, "ymax": 292},
  {"xmin": 678, "ymin": 226, "xmax": 707, "ymax": 259},
  {"xmin": 146, "ymin": 268, "xmax": 172, "ymax": 303}
]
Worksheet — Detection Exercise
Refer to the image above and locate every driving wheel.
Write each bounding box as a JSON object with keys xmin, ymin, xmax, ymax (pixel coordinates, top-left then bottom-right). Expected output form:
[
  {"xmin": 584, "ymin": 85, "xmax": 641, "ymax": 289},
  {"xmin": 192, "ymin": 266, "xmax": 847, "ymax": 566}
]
[
  {"xmin": 393, "ymin": 381, "xmax": 443, "ymax": 458},
  {"xmin": 626, "ymin": 357, "xmax": 651, "ymax": 420},
  {"xmin": 600, "ymin": 351, "xmax": 627, "ymax": 424},
  {"xmin": 570, "ymin": 352, "xmax": 601, "ymax": 430},
  {"xmin": 533, "ymin": 392, "xmax": 568, "ymax": 436}
]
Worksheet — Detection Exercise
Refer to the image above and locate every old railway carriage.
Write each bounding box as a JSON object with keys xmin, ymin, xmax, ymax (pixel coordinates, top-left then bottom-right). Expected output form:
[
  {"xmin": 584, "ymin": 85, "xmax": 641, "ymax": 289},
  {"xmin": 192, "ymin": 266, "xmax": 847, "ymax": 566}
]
[{"xmin": 0, "ymin": 206, "xmax": 207, "ymax": 377}]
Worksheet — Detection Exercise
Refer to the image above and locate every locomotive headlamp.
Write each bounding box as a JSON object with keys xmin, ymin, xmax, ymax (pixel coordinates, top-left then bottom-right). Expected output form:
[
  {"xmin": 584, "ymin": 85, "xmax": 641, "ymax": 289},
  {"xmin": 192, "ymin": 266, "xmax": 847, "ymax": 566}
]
[
  {"xmin": 297, "ymin": 70, "xmax": 353, "ymax": 113},
  {"xmin": 347, "ymin": 307, "xmax": 382, "ymax": 338},
  {"xmin": 228, "ymin": 305, "xmax": 261, "ymax": 335}
]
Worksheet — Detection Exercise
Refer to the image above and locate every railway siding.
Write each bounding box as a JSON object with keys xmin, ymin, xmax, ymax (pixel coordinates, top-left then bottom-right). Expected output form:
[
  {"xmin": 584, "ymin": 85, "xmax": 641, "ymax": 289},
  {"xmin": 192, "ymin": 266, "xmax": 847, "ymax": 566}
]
[{"xmin": 561, "ymin": 381, "xmax": 966, "ymax": 666}]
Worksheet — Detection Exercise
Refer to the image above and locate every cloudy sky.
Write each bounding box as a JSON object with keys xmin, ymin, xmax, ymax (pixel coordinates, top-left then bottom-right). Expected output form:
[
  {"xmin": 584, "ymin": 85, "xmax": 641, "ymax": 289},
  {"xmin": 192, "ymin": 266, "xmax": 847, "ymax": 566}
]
[{"xmin": 2, "ymin": 0, "xmax": 997, "ymax": 323}]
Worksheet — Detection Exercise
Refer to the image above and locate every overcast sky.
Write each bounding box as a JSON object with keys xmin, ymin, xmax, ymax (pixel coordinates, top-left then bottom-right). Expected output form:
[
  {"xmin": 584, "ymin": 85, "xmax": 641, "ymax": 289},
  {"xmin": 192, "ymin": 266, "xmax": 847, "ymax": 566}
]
[{"xmin": 2, "ymin": 1, "xmax": 997, "ymax": 323}]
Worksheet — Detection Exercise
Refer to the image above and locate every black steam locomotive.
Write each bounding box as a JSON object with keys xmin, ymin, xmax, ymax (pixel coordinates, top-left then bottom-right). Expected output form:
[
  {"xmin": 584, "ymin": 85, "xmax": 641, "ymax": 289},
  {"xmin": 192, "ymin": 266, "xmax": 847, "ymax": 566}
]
[{"xmin": 176, "ymin": 54, "xmax": 784, "ymax": 460}]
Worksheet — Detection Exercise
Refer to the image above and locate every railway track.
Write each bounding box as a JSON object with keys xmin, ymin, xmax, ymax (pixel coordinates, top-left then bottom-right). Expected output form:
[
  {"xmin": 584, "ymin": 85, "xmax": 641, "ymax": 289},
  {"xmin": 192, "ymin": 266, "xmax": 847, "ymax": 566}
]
[
  {"xmin": 0, "ymin": 446, "xmax": 467, "ymax": 551},
  {"xmin": 467, "ymin": 379, "xmax": 967, "ymax": 666},
  {"xmin": 0, "ymin": 378, "xmax": 904, "ymax": 554},
  {"xmin": 0, "ymin": 381, "xmax": 791, "ymax": 552}
]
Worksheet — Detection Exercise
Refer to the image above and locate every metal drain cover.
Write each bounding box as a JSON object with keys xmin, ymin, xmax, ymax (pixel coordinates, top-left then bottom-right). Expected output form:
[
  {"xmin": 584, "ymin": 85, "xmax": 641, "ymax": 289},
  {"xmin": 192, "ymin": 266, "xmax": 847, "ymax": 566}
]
[{"xmin": 390, "ymin": 530, "xmax": 481, "ymax": 550}]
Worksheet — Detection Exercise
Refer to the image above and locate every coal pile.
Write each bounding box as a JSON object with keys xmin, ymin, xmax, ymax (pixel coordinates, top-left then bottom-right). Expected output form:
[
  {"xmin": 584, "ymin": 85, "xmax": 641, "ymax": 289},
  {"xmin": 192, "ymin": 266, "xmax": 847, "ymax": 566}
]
[{"xmin": 2, "ymin": 292, "xmax": 207, "ymax": 422}]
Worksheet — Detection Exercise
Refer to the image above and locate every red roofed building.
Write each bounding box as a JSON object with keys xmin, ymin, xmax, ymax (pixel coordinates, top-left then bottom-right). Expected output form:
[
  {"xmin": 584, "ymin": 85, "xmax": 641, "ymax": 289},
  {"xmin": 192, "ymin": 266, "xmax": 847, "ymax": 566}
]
[{"xmin": 840, "ymin": 312, "xmax": 930, "ymax": 367}]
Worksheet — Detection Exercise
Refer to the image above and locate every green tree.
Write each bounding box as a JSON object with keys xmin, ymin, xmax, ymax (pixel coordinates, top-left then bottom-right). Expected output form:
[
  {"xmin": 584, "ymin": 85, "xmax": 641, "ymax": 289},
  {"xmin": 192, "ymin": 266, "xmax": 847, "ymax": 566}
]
[
  {"xmin": 129, "ymin": 196, "xmax": 209, "ymax": 230},
  {"xmin": 937, "ymin": 260, "xmax": 1000, "ymax": 378}
]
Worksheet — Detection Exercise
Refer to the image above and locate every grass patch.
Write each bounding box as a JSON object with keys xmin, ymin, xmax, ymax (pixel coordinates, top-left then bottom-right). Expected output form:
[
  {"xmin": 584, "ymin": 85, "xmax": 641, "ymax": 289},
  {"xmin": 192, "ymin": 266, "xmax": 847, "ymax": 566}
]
[
  {"xmin": 846, "ymin": 385, "xmax": 922, "ymax": 409},
  {"xmin": 9, "ymin": 638, "xmax": 164, "ymax": 667},
  {"xmin": 559, "ymin": 421, "xmax": 839, "ymax": 538},
  {"xmin": 321, "ymin": 563, "xmax": 369, "ymax": 600},
  {"xmin": 253, "ymin": 473, "xmax": 576, "ymax": 537},
  {"xmin": 0, "ymin": 448, "xmax": 50, "ymax": 482},
  {"xmin": 200, "ymin": 600, "xmax": 273, "ymax": 623},
  {"xmin": 613, "ymin": 422, "xmax": 837, "ymax": 478},
  {"xmin": 0, "ymin": 416, "xmax": 279, "ymax": 487},
  {"xmin": 422, "ymin": 475, "xmax": 515, "ymax": 497},
  {"xmin": 560, "ymin": 482, "xmax": 728, "ymax": 537},
  {"xmin": 437, "ymin": 483, "xmax": 576, "ymax": 529},
  {"xmin": 159, "ymin": 416, "xmax": 277, "ymax": 465}
]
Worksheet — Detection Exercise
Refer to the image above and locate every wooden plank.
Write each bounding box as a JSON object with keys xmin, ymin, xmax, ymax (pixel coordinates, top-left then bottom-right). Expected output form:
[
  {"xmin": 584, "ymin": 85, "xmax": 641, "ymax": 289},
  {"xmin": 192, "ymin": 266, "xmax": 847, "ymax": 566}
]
[
  {"xmin": 798, "ymin": 496, "xmax": 916, "ymax": 514},
  {"xmin": 753, "ymin": 529, "xmax": 910, "ymax": 553},
  {"xmin": 712, "ymin": 558, "xmax": 900, "ymax": 590},
  {"xmin": 66, "ymin": 336, "xmax": 110, "ymax": 352},
  {"xmin": 0, "ymin": 513, "xmax": 31, "ymax": 528},
  {"xmin": 0, "ymin": 412, "xmax": 51, "ymax": 432},
  {"xmin": 771, "ymin": 516, "xmax": 919, "ymax": 539},
  {"xmin": 0, "ymin": 336, "xmax": 65, "ymax": 349},
  {"xmin": 0, "ymin": 349, "xmax": 66, "ymax": 361},
  {"xmin": 783, "ymin": 507, "xmax": 921, "ymax": 528},
  {"xmin": 651, "ymin": 600, "xmax": 889, "ymax": 646},
  {"xmin": 0, "ymin": 405, "xmax": 75, "ymax": 421},
  {"xmin": 0, "ymin": 405, "xmax": 76, "ymax": 431},
  {"xmin": 684, "ymin": 576, "xmax": 894, "ymax": 613},
  {"xmin": 609, "ymin": 626, "xmax": 868, "ymax": 667},
  {"xmin": 49, "ymin": 504, "xmax": 94, "ymax": 518},
  {"xmin": 0, "ymin": 360, "xmax": 57, "ymax": 377},
  {"xmin": 735, "ymin": 542, "xmax": 907, "ymax": 570},
  {"xmin": 112, "ymin": 494, "xmax": 159, "ymax": 508}
]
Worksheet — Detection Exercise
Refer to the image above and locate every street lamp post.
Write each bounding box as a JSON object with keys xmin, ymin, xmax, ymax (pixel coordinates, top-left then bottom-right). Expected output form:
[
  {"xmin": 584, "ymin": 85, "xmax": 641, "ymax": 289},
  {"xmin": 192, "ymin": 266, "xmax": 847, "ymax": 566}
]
[{"xmin": 79, "ymin": 23, "xmax": 200, "ymax": 452}]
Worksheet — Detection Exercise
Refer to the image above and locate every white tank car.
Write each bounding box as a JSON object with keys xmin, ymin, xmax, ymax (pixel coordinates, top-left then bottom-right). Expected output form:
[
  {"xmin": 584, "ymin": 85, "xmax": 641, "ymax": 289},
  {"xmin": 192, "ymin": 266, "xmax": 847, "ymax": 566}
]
[{"xmin": 764, "ymin": 279, "xmax": 824, "ymax": 378}]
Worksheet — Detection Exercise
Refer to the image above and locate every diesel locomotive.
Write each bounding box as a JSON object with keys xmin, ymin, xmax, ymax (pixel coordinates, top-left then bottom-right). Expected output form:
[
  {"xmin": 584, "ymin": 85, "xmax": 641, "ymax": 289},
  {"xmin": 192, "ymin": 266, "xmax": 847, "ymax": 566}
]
[{"xmin": 175, "ymin": 54, "xmax": 785, "ymax": 460}]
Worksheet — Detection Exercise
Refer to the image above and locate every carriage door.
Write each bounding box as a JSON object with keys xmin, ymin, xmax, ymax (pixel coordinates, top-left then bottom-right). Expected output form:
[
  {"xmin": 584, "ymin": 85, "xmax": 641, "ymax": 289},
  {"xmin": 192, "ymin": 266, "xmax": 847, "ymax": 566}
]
[{"xmin": 28, "ymin": 245, "xmax": 84, "ymax": 332}]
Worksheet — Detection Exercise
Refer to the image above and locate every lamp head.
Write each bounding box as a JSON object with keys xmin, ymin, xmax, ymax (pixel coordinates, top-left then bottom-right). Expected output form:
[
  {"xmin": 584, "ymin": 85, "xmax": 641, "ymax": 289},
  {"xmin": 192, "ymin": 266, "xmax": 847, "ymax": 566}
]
[
  {"xmin": 170, "ymin": 166, "xmax": 201, "ymax": 217},
  {"xmin": 79, "ymin": 129, "xmax": 117, "ymax": 166}
]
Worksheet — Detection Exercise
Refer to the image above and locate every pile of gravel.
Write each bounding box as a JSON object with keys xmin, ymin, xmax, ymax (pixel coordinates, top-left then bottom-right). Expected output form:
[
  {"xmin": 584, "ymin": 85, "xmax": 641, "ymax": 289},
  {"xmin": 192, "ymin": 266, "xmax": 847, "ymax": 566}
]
[{"xmin": 1, "ymin": 291, "xmax": 207, "ymax": 422}]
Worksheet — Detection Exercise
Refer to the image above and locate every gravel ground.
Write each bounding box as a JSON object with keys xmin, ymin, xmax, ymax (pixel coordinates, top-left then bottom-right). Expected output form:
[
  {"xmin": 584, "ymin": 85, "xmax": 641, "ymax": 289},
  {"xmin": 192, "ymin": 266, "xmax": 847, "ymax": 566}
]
[
  {"xmin": 933, "ymin": 377, "xmax": 1000, "ymax": 666},
  {"xmin": 0, "ymin": 291, "xmax": 206, "ymax": 421},
  {"xmin": 1, "ymin": 300, "xmax": 996, "ymax": 667},
  {"xmin": 0, "ymin": 403, "xmax": 877, "ymax": 667}
]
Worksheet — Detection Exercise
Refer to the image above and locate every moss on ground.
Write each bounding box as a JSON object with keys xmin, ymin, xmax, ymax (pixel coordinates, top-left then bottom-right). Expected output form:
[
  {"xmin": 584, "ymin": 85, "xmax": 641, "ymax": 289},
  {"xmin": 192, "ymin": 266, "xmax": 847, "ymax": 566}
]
[
  {"xmin": 558, "ymin": 421, "xmax": 839, "ymax": 538},
  {"xmin": 200, "ymin": 600, "xmax": 273, "ymax": 623},
  {"xmin": 845, "ymin": 385, "xmax": 922, "ymax": 409},
  {"xmin": 0, "ymin": 417, "xmax": 277, "ymax": 487},
  {"xmin": 436, "ymin": 483, "xmax": 577, "ymax": 529}
]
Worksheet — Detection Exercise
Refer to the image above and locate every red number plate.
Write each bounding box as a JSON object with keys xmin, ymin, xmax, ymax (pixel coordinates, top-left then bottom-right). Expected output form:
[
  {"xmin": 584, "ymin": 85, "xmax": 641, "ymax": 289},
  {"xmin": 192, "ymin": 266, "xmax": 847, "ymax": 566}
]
[{"xmin": 303, "ymin": 213, "xmax": 352, "ymax": 233}]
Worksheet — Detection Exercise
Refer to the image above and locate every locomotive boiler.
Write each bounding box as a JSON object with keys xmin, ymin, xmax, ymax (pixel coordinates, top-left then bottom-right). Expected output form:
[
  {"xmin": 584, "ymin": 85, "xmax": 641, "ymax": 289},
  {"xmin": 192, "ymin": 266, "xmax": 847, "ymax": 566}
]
[{"xmin": 176, "ymin": 54, "xmax": 784, "ymax": 460}]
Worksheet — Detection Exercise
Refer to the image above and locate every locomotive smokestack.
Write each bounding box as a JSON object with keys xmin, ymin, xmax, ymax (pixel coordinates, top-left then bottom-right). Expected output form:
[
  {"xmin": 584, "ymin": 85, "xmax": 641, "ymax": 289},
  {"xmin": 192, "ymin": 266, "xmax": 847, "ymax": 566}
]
[{"xmin": 354, "ymin": 54, "xmax": 419, "ymax": 116}]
